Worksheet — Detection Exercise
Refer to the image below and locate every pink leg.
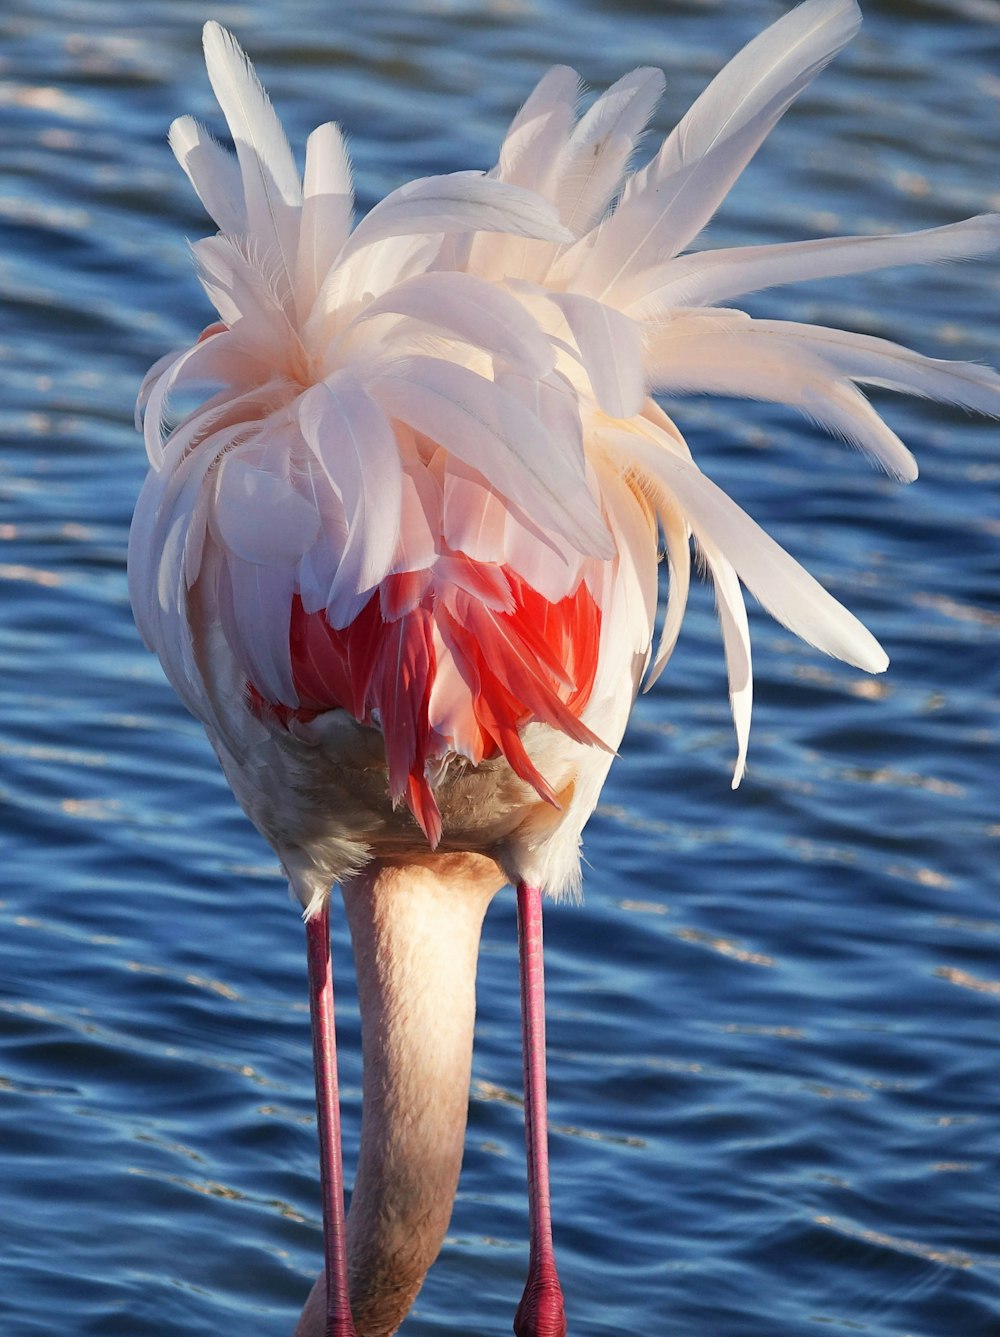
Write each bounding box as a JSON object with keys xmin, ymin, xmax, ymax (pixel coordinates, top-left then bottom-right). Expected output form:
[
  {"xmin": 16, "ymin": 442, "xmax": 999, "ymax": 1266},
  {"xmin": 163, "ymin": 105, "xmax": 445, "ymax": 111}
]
[
  {"xmin": 305, "ymin": 904, "xmax": 358, "ymax": 1337},
  {"xmin": 514, "ymin": 881, "xmax": 567, "ymax": 1337}
]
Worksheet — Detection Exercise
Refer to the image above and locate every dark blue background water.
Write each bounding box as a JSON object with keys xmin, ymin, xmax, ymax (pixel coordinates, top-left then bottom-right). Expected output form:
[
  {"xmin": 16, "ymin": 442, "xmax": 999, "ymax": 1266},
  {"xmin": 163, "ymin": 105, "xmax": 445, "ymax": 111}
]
[{"xmin": 2, "ymin": 2, "xmax": 999, "ymax": 1333}]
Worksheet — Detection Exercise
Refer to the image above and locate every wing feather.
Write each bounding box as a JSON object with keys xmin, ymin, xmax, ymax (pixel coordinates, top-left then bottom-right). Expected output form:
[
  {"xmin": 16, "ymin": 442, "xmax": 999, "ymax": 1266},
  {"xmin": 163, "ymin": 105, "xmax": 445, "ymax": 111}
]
[
  {"xmin": 645, "ymin": 310, "xmax": 919, "ymax": 480},
  {"xmin": 338, "ymin": 172, "xmax": 574, "ymax": 264},
  {"xmin": 549, "ymin": 292, "xmax": 645, "ymax": 418},
  {"xmin": 296, "ymin": 121, "xmax": 354, "ymax": 317},
  {"xmin": 370, "ymin": 356, "xmax": 612, "ymax": 558},
  {"xmin": 581, "ymin": 0, "xmax": 861, "ymax": 300},
  {"xmin": 202, "ymin": 22, "xmax": 301, "ymax": 294},
  {"xmin": 600, "ymin": 424, "xmax": 889, "ymax": 673},
  {"xmin": 360, "ymin": 271, "xmax": 556, "ymax": 378},
  {"xmin": 557, "ymin": 67, "xmax": 665, "ymax": 235},
  {"xmin": 699, "ymin": 538, "xmax": 753, "ymax": 787},
  {"xmin": 624, "ymin": 215, "xmax": 1000, "ymax": 313},
  {"xmin": 298, "ymin": 373, "xmax": 404, "ymax": 625},
  {"xmin": 168, "ymin": 115, "xmax": 247, "ymax": 235}
]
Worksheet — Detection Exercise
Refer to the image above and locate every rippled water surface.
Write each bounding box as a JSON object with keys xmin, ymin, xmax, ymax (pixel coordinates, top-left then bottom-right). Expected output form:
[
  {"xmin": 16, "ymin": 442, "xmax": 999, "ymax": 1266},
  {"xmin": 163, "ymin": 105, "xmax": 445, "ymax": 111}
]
[{"xmin": 2, "ymin": 2, "xmax": 999, "ymax": 1333}]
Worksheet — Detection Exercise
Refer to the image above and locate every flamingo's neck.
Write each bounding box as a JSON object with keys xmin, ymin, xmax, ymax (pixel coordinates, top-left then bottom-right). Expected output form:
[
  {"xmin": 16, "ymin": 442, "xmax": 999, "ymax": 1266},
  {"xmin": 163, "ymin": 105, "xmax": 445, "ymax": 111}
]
[{"xmin": 341, "ymin": 855, "xmax": 502, "ymax": 1335}]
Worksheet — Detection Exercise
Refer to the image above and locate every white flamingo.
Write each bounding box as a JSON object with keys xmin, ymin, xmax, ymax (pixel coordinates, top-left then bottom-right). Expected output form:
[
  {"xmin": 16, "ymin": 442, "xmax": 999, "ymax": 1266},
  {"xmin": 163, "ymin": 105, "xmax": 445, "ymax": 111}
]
[{"xmin": 129, "ymin": 2, "xmax": 1000, "ymax": 1332}]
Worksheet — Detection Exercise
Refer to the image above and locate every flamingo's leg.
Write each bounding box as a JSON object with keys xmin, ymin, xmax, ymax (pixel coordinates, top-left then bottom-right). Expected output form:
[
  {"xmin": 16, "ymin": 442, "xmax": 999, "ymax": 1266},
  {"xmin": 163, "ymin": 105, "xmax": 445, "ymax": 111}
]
[
  {"xmin": 305, "ymin": 903, "xmax": 359, "ymax": 1337},
  {"xmin": 514, "ymin": 881, "xmax": 568, "ymax": 1337}
]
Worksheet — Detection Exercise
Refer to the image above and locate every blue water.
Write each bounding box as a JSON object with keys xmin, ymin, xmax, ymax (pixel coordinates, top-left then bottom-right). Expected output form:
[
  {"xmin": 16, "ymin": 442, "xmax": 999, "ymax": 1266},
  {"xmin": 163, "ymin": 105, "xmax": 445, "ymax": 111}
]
[{"xmin": 2, "ymin": 2, "xmax": 999, "ymax": 1333}]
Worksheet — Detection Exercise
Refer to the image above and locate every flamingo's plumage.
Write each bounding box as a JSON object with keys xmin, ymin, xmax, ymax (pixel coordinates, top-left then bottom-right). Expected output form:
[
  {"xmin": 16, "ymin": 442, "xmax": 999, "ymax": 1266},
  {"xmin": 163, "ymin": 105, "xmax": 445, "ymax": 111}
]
[
  {"xmin": 130, "ymin": 2, "xmax": 1000, "ymax": 913},
  {"xmin": 129, "ymin": 2, "xmax": 1000, "ymax": 1332}
]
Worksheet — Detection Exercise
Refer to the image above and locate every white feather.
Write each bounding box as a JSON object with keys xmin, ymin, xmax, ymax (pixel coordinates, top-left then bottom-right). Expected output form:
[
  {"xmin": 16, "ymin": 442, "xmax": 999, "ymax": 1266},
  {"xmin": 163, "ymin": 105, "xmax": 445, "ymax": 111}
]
[
  {"xmin": 744, "ymin": 320, "xmax": 1000, "ymax": 415},
  {"xmin": 623, "ymin": 215, "xmax": 1000, "ymax": 314},
  {"xmin": 193, "ymin": 234, "xmax": 301, "ymax": 369},
  {"xmin": 141, "ymin": 341, "xmax": 212, "ymax": 469},
  {"xmin": 168, "ymin": 115, "xmax": 247, "ymax": 235},
  {"xmin": 213, "ymin": 453, "xmax": 320, "ymax": 566},
  {"xmin": 495, "ymin": 66, "xmax": 581, "ymax": 194},
  {"xmin": 645, "ymin": 310, "xmax": 919, "ymax": 480},
  {"xmin": 294, "ymin": 445, "xmax": 356, "ymax": 616},
  {"xmin": 370, "ymin": 356, "xmax": 612, "ymax": 560},
  {"xmin": 296, "ymin": 121, "xmax": 354, "ymax": 318},
  {"xmin": 202, "ymin": 23, "xmax": 302, "ymax": 294},
  {"xmin": 556, "ymin": 68, "xmax": 665, "ymax": 236},
  {"xmin": 646, "ymin": 491, "xmax": 692, "ymax": 685},
  {"xmin": 580, "ymin": 0, "xmax": 862, "ymax": 300},
  {"xmin": 339, "ymin": 172, "xmax": 575, "ymax": 265},
  {"xmin": 297, "ymin": 372, "xmax": 404, "ymax": 626},
  {"xmin": 224, "ymin": 556, "xmax": 298, "ymax": 703},
  {"xmin": 472, "ymin": 66, "xmax": 582, "ymax": 283},
  {"xmin": 599, "ymin": 424, "xmax": 889, "ymax": 673},
  {"xmin": 549, "ymin": 292, "xmax": 645, "ymax": 418},
  {"xmin": 698, "ymin": 537, "xmax": 753, "ymax": 787},
  {"xmin": 443, "ymin": 457, "xmax": 510, "ymax": 565},
  {"xmin": 495, "ymin": 364, "xmax": 587, "ymax": 474},
  {"xmin": 359, "ymin": 272, "xmax": 557, "ymax": 379}
]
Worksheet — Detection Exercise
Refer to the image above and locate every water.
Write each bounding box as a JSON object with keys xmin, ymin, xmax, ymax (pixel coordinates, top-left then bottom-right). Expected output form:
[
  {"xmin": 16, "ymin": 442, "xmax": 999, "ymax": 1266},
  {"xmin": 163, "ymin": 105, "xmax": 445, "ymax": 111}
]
[{"xmin": 1, "ymin": 1, "xmax": 999, "ymax": 1333}]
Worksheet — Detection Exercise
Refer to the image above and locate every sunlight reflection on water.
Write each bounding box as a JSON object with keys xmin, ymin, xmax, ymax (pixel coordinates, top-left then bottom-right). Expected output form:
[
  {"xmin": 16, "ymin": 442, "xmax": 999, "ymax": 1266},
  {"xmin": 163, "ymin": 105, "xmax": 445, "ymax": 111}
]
[{"xmin": 1, "ymin": 2, "xmax": 998, "ymax": 1334}]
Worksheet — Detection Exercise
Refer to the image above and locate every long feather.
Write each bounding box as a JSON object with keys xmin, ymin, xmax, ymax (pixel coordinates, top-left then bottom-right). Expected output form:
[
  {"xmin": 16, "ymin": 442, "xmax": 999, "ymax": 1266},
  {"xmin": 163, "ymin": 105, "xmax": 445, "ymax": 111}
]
[
  {"xmin": 202, "ymin": 23, "xmax": 302, "ymax": 297},
  {"xmin": 599, "ymin": 424, "xmax": 889, "ymax": 673},
  {"xmin": 744, "ymin": 320, "xmax": 1000, "ymax": 415},
  {"xmin": 698, "ymin": 536, "xmax": 753, "ymax": 787},
  {"xmin": 339, "ymin": 172, "xmax": 575, "ymax": 264},
  {"xmin": 495, "ymin": 65, "xmax": 581, "ymax": 194},
  {"xmin": 168, "ymin": 115, "xmax": 247, "ymax": 235},
  {"xmin": 645, "ymin": 311, "xmax": 919, "ymax": 480},
  {"xmin": 623, "ymin": 215, "xmax": 1000, "ymax": 314},
  {"xmin": 557, "ymin": 68, "xmax": 665, "ymax": 236},
  {"xmin": 370, "ymin": 356, "xmax": 613, "ymax": 559},
  {"xmin": 296, "ymin": 121, "xmax": 354, "ymax": 318},
  {"xmin": 580, "ymin": 0, "xmax": 861, "ymax": 300},
  {"xmin": 646, "ymin": 491, "xmax": 692, "ymax": 684},
  {"xmin": 549, "ymin": 292, "xmax": 645, "ymax": 418},
  {"xmin": 297, "ymin": 372, "xmax": 404, "ymax": 626},
  {"xmin": 225, "ymin": 556, "xmax": 298, "ymax": 704},
  {"xmin": 359, "ymin": 271, "xmax": 556, "ymax": 379}
]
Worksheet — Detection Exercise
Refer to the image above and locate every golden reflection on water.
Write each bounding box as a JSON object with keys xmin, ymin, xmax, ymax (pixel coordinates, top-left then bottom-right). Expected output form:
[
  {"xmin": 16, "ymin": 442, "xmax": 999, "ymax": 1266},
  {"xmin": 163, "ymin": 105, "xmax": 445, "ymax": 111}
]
[
  {"xmin": 675, "ymin": 927, "xmax": 774, "ymax": 968},
  {"xmin": 934, "ymin": 966, "xmax": 1000, "ymax": 998},
  {"xmin": 814, "ymin": 1214, "xmax": 990, "ymax": 1272}
]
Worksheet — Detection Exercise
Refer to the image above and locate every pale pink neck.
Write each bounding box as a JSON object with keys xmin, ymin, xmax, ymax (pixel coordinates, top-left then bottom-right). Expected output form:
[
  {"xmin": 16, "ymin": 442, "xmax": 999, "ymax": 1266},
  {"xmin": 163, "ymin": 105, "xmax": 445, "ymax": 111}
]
[{"xmin": 329, "ymin": 855, "xmax": 501, "ymax": 1336}]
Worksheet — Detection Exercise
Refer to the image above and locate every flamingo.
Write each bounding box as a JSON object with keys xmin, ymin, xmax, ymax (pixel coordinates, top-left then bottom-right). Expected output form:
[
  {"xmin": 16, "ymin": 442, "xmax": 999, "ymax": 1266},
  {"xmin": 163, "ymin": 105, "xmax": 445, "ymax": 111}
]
[{"xmin": 128, "ymin": 2, "xmax": 1000, "ymax": 1333}]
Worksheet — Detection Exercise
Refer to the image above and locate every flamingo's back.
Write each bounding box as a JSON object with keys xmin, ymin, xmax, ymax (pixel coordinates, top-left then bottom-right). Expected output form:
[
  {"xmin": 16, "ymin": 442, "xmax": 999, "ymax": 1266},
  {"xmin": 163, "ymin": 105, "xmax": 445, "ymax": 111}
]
[{"xmin": 130, "ymin": 4, "xmax": 1000, "ymax": 912}]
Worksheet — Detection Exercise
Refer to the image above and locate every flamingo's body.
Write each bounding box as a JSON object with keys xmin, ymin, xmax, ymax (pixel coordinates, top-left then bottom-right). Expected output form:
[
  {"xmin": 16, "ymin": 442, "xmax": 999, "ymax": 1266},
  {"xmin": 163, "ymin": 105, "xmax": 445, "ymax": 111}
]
[{"xmin": 129, "ymin": 2, "xmax": 1000, "ymax": 1333}]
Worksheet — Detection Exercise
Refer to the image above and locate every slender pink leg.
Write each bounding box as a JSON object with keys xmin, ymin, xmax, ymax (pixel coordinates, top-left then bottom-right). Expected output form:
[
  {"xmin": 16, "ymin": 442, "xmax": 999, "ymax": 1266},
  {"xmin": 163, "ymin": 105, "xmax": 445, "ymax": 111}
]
[
  {"xmin": 514, "ymin": 881, "xmax": 567, "ymax": 1337},
  {"xmin": 305, "ymin": 904, "xmax": 359, "ymax": 1337}
]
